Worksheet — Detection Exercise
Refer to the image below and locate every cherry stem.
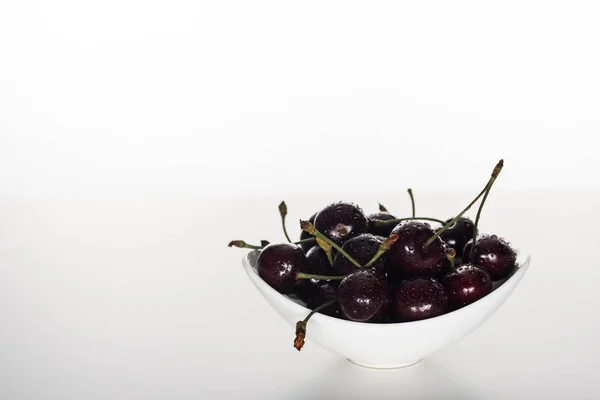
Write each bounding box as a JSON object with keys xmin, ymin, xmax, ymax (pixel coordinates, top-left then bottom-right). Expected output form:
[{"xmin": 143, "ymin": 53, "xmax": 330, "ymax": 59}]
[
  {"xmin": 407, "ymin": 188, "xmax": 415, "ymax": 217},
  {"xmin": 227, "ymin": 240, "xmax": 265, "ymax": 250},
  {"xmin": 423, "ymin": 159, "xmax": 504, "ymax": 248},
  {"xmin": 364, "ymin": 234, "xmax": 399, "ymax": 267},
  {"xmin": 294, "ymin": 299, "xmax": 337, "ymax": 351},
  {"xmin": 446, "ymin": 247, "xmax": 456, "ymax": 269},
  {"xmin": 371, "ymin": 216, "xmax": 446, "ymax": 226},
  {"xmin": 470, "ymin": 163, "xmax": 502, "ymax": 258},
  {"xmin": 300, "ymin": 220, "xmax": 363, "ymax": 269},
  {"xmin": 296, "ymin": 272, "xmax": 345, "ymax": 281},
  {"xmin": 278, "ymin": 201, "xmax": 292, "ymax": 243},
  {"xmin": 228, "ymin": 238, "xmax": 313, "ymax": 250},
  {"xmin": 295, "ymin": 238, "xmax": 316, "ymax": 245},
  {"xmin": 325, "ymin": 251, "xmax": 334, "ymax": 266}
]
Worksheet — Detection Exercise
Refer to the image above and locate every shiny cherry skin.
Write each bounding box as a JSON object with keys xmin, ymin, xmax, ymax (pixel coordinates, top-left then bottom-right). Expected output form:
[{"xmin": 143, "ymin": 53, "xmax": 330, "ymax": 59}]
[
  {"xmin": 463, "ymin": 235, "xmax": 517, "ymax": 281},
  {"xmin": 299, "ymin": 213, "xmax": 317, "ymax": 253},
  {"xmin": 392, "ymin": 277, "xmax": 449, "ymax": 322},
  {"xmin": 305, "ymin": 245, "xmax": 335, "ymax": 275},
  {"xmin": 295, "ymin": 278, "xmax": 320, "ymax": 304},
  {"xmin": 306, "ymin": 281, "xmax": 339, "ymax": 317},
  {"xmin": 337, "ymin": 269, "xmax": 391, "ymax": 323},
  {"xmin": 367, "ymin": 212, "xmax": 397, "ymax": 237},
  {"xmin": 442, "ymin": 263, "xmax": 492, "ymax": 310},
  {"xmin": 314, "ymin": 202, "xmax": 369, "ymax": 246},
  {"xmin": 439, "ymin": 217, "xmax": 474, "ymax": 259},
  {"xmin": 257, "ymin": 243, "xmax": 309, "ymax": 294},
  {"xmin": 387, "ymin": 221, "xmax": 447, "ymax": 280},
  {"xmin": 332, "ymin": 233, "xmax": 387, "ymax": 278}
]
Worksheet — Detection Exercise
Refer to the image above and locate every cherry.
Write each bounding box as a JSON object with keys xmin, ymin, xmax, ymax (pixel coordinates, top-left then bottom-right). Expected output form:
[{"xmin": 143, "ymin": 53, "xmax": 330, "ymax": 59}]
[
  {"xmin": 314, "ymin": 201, "xmax": 368, "ymax": 246},
  {"xmin": 299, "ymin": 213, "xmax": 317, "ymax": 252},
  {"xmin": 257, "ymin": 243, "xmax": 309, "ymax": 294},
  {"xmin": 295, "ymin": 278, "xmax": 321, "ymax": 304},
  {"xmin": 463, "ymin": 235, "xmax": 517, "ymax": 281},
  {"xmin": 337, "ymin": 269, "xmax": 391, "ymax": 323},
  {"xmin": 306, "ymin": 281, "xmax": 339, "ymax": 317},
  {"xmin": 332, "ymin": 233, "xmax": 388, "ymax": 278},
  {"xmin": 387, "ymin": 221, "xmax": 447, "ymax": 280},
  {"xmin": 392, "ymin": 277, "xmax": 449, "ymax": 322},
  {"xmin": 306, "ymin": 245, "xmax": 335, "ymax": 275},
  {"xmin": 368, "ymin": 211, "xmax": 397, "ymax": 237},
  {"xmin": 442, "ymin": 264, "xmax": 492, "ymax": 310},
  {"xmin": 294, "ymin": 245, "xmax": 337, "ymax": 303},
  {"xmin": 439, "ymin": 217, "xmax": 474, "ymax": 259}
]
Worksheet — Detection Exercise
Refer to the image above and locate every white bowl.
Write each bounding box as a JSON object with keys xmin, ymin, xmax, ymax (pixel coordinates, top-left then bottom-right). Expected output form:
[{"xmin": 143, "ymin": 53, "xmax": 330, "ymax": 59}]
[{"xmin": 242, "ymin": 249, "xmax": 531, "ymax": 369}]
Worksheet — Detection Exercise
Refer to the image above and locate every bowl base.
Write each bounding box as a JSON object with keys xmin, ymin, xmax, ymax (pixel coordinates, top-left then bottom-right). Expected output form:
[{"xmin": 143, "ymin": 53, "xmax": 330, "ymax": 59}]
[{"xmin": 347, "ymin": 358, "xmax": 422, "ymax": 369}]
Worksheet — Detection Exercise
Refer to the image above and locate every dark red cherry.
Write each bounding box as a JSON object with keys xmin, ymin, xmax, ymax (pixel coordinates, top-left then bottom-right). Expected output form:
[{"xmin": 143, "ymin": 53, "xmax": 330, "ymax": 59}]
[
  {"xmin": 392, "ymin": 278, "xmax": 449, "ymax": 322},
  {"xmin": 305, "ymin": 246, "xmax": 335, "ymax": 275},
  {"xmin": 442, "ymin": 264, "xmax": 492, "ymax": 310},
  {"xmin": 367, "ymin": 212, "xmax": 397, "ymax": 237},
  {"xmin": 314, "ymin": 202, "xmax": 368, "ymax": 246},
  {"xmin": 257, "ymin": 243, "xmax": 308, "ymax": 294},
  {"xmin": 439, "ymin": 217, "xmax": 474, "ymax": 259},
  {"xmin": 332, "ymin": 233, "xmax": 387, "ymax": 278},
  {"xmin": 295, "ymin": 278, "xmax": 320, "ymax": 304},
  {"xmin": 463, "ymin": 235, "xmax": 517, "ymax": 281},
  {"xmin": 337, "ymin": 269, "xmax": 391, "ymax": 323},
  {"xmin": 299, "ymin": 213, "xmax": 317, "ymax": 252},
  {"xmin": 295, "ymin": 246, "xmax": 336, "ymax": 304},
  {"xmin": 306, "ymin": 281, "xmax": 339, "ymax": 317},
  {"xmin": 387, "ymin": 221, "xmax": 447, "ymax": 280}
]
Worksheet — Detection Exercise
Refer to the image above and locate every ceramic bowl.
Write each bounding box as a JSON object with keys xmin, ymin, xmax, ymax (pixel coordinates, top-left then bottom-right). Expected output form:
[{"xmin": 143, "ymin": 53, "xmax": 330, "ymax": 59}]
[{"xmin": 242, "ymin": 249, "xmax": 531, "ymax": 369}]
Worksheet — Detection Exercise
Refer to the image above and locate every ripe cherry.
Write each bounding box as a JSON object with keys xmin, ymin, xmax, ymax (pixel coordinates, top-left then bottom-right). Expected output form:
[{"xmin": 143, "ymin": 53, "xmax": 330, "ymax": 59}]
[
  {"xmin": 337, "ymin": 269, "xmax": 391, "ymax": 323},
  {"xmin": 442, "ymin": 264, "xmax": 492, "ymax": 310},
  {"xmin": 367, "ymin": 211, "xmax": 397, "ymax": 237},
  {"xmin": 387, "ymin": 221, "xmax": 447, "ymax": 280},
  {"xmin": 392, "ymin": 277, "xmax": 449, "ymax": 322},
  {"xmin": 332, "ymin": 233, "xmax": 388, "ymax": 278},
  {"xmin": 257, "ymin": 243, "xmax": 309, "ymax": 294},
  {"xmin": 314, "ymin": 202, "xmax": 368, "ymax": 246},
  {"xmin": 439, "ymin": 217, "xmax": 474, "ymax": 259},
  {"xmin": 463, "ymin": 235, "xmax": 517, "ymax": 281}
]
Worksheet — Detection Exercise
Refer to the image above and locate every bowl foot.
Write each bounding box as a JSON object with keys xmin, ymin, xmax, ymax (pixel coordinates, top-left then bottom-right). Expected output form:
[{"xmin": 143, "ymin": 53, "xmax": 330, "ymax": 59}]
[{"xmin": 347, "ymin": 359, "xmax": 422, "ymax": 369}]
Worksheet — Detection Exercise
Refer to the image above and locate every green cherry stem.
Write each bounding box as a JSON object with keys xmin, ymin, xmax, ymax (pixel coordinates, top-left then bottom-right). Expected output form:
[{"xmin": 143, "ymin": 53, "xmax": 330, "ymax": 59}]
[
  {"xmin": 294, "ymin": 299, "xmax": 337, "ymax": 351},
  {"xmin": 295, "ymin": 237, "xmax": 316, "ymax": 245},
  {"xmin": 300, "ymin": 220, "xmax": 363, "ymax": 269},
  {"xmin": 363, "ymin": 234, "xmax": 399, "ymax": 268},
  {"xmin": 278, "ymin": 201, "xmax": 292, "ymax": 243},
  {"xmin": 296, "ymin": 272, "xmax": 345, "ymax": 281},
  {"xmin": 423, "ymin": 159, "xmax": 504, "ymax": 248},
  {"xmin": 325, "ymin": 250, "xmax": 334, "ymax": 266},
  {"xmin": 371, "ymin": 216, "xmax": 446, "ymax": 227},
  {"xmin": 227, "ymin": 240, "xmax": 265, "ymax": 250},
  {"xmin": 228, "ymin": 238, "xmax": 313, "ymax": 250},
  {"xmin": 407, "ymin": 188, "xmax": 416, "ymax": 217},
  {"xmin": 469, "ymin": 162, "xmax": 502, "ymax": 258}
]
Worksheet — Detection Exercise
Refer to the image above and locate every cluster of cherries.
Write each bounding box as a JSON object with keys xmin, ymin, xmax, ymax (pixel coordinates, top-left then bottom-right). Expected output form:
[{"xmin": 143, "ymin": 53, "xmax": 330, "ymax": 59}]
[{"xmin": 229, "ymin": 160, "xmax": 517, "ymax": 350}]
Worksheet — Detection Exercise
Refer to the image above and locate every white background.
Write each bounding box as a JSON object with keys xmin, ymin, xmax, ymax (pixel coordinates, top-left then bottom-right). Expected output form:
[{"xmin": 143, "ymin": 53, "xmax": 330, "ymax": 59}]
[{"xmin": 1, "ymin": 1, "xmax": 600, "ymax": 399}]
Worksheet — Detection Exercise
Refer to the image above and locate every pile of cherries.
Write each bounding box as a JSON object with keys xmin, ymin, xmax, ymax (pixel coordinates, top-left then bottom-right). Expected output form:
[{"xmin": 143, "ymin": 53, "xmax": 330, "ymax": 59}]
[{"xmin": 229, "ymin": 160, "xmax": 518, "ymax": 350}]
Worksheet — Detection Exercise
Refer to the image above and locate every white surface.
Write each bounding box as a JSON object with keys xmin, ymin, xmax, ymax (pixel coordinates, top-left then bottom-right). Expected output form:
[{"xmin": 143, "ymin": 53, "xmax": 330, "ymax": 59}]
[
  {"xmin": 1, "ymin": 191, "xmax": 600, "ymax": 399},
  {"xmin": 1, "ymin": 1, "xmax": 600, "ymax": 198},
  {"xmin": 244, "ymin": 247, "xmax": 531, "ymax": 368},
  {"xmin": 2, "ymin": 0, "xmax": 600, "ymax": 398}
]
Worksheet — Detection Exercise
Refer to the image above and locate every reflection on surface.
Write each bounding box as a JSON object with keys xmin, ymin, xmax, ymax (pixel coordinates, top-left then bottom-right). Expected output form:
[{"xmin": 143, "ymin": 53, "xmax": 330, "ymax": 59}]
[{"xmin": 295, "ymin": 358, "xmax": 494, "ymax": 400}]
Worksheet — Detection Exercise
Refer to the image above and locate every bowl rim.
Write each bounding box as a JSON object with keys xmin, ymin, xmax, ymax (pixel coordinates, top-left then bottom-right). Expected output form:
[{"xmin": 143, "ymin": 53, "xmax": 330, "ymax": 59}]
[{"xmin": 242, "ymin": 248, "xmax": 531, "ymax": 329}]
